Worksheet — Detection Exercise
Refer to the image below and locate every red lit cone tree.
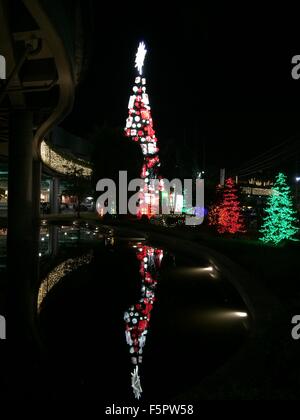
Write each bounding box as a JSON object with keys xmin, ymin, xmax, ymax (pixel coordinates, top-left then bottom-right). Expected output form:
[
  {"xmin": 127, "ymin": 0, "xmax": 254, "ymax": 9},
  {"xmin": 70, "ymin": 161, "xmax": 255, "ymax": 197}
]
[{"xmin": 217, "ymin": 178, "xmax": 245, "ymax": 234}]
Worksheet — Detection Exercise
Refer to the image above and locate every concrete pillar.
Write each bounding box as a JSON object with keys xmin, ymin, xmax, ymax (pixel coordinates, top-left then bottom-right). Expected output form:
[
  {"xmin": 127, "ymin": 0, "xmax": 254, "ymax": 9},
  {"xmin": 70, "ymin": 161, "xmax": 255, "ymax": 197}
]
[
  {"xmin": 49, "ymin": 225, "xmax": 59, "ymax": 256},
  {"xmin": 159, "ymin": 190, "xmax": 163, "ymax": 215},
  {"xmin": 32, "ymin": 158, "xmax": 41, "ymax": 291},
  {"xmin": 50, "ymin": 177, "xmax": 59, "ymax": 214},
  {"xmin": 32, "ymin": 159, "xmax": 41, "ymax": 221},
  {"xmin": 7, "ymin": 110, "xmax": 38, "ymax": 350}
]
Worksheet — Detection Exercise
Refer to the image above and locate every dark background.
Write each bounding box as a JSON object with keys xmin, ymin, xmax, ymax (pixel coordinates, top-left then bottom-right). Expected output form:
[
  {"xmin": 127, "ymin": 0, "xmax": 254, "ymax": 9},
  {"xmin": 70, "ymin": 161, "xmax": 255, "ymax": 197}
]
[{"xmin": 63, "ymin": 5, "xmax": 300, "ymax": 171}]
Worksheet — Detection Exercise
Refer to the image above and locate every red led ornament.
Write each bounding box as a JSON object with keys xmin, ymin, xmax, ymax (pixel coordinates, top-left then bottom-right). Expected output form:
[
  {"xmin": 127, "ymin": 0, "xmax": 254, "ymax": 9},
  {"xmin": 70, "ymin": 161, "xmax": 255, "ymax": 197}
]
[{"xmin": 141, "ymin": 110, "xmax": 150, "ymax": 119}]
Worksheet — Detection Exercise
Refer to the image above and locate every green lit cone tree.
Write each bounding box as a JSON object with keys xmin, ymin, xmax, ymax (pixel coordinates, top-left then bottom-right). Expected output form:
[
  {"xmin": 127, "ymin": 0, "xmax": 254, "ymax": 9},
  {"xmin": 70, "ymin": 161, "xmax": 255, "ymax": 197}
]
[{"xmin": 259, "ymin": 172, "xmax": 299, "ymax": 245}]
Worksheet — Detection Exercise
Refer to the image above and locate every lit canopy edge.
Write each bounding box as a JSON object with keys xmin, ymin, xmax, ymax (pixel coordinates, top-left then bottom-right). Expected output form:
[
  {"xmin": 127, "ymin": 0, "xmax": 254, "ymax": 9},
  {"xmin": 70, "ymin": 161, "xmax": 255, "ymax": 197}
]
[{"xmin": 40, "ymin": 140, "xmax": 92, "ymax": 178}]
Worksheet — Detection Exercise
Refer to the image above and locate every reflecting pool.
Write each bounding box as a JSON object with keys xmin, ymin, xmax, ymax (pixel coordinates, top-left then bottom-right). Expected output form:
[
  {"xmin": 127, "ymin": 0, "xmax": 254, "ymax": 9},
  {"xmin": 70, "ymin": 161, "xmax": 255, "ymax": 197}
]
[{"xmin": 38, "ymin": 223, "xmax": 249, "ymax": 402}]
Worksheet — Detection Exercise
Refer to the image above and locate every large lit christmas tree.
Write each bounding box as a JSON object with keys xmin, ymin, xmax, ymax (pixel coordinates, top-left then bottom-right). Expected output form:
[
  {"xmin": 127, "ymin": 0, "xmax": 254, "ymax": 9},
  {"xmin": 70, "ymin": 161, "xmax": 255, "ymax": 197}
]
[
  {"xmin": 259, "ymin": 172, "xmax": 299, "ymax": 245},
  {"xmin": 217, "ymin": 178, "xmax": 245, "ymax": 234},
  {"xmin": 125, "ymin": 42, "xmax": 161, "ymax": 217}
]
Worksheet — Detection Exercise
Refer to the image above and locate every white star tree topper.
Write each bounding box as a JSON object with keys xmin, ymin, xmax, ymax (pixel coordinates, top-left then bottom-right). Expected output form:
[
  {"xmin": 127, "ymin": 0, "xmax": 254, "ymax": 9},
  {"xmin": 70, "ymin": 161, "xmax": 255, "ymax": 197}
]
[{"xmin": 135, "ymin": 42, "xmax": 147, "ymax": 75}]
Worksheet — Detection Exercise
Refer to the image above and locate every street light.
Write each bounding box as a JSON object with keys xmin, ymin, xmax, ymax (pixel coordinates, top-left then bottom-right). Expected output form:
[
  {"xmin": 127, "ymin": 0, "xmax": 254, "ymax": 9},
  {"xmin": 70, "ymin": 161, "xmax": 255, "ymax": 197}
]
[{"xmin": 296, "ymin": 177, "xmax": 300, "ymax": 182}]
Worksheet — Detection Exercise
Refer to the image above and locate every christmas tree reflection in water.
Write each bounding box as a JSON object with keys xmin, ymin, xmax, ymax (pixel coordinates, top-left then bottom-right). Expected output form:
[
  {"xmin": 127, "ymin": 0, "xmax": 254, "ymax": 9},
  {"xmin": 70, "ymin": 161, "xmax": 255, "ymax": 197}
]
[{"xmin": 124, "ymin": 244, "xmax": 163, "ymax": 399}]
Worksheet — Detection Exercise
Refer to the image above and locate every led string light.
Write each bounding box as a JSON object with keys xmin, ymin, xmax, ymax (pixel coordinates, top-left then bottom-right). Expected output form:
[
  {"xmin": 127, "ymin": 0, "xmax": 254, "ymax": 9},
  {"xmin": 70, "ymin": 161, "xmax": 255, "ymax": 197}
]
[
  {"xmin": 40, "ymin": 140, "xmax": 92, "ymax": 178},
  {"xmin": 259, "ymin": 172, "xmax": 299, "ymax": 245}
]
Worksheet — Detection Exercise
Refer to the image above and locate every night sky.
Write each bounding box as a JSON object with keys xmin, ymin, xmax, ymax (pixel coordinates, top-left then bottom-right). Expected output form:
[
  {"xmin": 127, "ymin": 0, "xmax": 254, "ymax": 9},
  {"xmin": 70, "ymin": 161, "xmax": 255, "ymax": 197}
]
[{"xmin": 63, "ymin": 5, "xmax": 300, "ymax": 170}]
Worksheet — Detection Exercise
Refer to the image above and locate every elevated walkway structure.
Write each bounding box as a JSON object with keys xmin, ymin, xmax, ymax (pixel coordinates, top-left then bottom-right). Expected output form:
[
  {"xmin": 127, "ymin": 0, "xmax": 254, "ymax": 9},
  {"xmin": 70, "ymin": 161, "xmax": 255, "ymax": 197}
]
[{"xmin": 0, "ymin": 0, "xmax": 92, "ymax": 354}]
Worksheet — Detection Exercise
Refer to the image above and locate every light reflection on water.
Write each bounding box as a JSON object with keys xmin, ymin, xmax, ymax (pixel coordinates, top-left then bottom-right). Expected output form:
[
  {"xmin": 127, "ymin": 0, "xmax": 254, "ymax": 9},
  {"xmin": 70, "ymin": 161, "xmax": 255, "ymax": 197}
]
[
  {"xmin": 37, "ymin": 222, "xmax": 112, "ymax": 310},
  {"xmin": 37, "ymin": 253, "xmax": 93, "ymax": 312},
  {"xmin": 39, "ymin": 223, "xmax": 104, "ymax": 257},
  {"xmin": 0, "ymin": 222, "xmax": 105, "ymax": 266},
  {"xmin": 0, "ymin": 228, "xmax": 7, "ymax": 268},
  {"xmin": 124, "ymin": 244, "xmax": 163, "ymax": 399},
  {"xmin": 38, "ymin": 225, "xmax": 249, "ymax": 401}
]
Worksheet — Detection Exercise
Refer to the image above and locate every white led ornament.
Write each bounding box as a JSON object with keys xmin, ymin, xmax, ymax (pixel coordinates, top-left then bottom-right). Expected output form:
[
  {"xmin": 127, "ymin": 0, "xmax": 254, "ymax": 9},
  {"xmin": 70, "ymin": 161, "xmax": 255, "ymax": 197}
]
[
  {"xmin": 126, "ymin": 116, "xmax": 133, "ymax": 128},
  {"xmin": 142, "ymin": 93, "xmax": 149, "ymax": 104},
  {"xmin": 128, "ymin": 95, "xmax": 135, "ymax": 109},
  {"xmin": 148, "ymin": 144, "xmax": 156, "ymax": 154}
]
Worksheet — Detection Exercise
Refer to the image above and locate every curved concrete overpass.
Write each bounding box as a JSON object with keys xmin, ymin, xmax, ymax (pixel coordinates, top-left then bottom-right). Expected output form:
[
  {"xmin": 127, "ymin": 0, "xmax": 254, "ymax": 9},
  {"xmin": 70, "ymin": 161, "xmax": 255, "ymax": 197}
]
[{"xmin": 0, "ymin": 0, "xmax": 92, "ymax": 356}]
